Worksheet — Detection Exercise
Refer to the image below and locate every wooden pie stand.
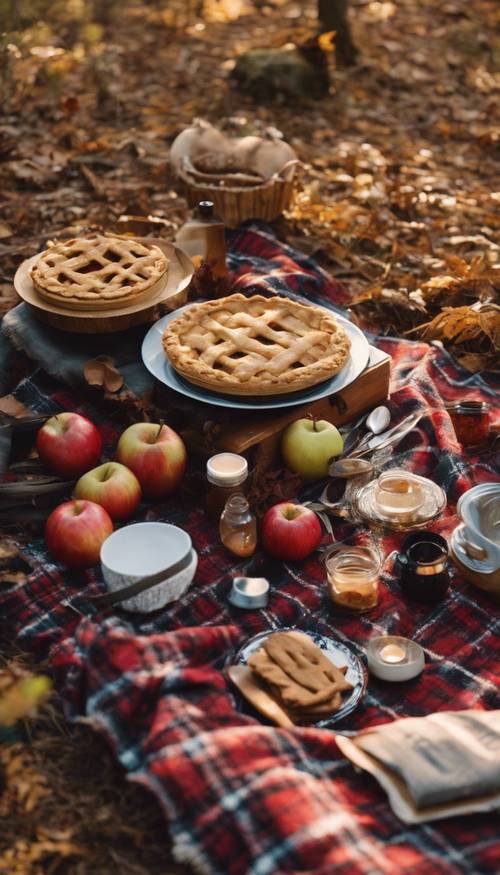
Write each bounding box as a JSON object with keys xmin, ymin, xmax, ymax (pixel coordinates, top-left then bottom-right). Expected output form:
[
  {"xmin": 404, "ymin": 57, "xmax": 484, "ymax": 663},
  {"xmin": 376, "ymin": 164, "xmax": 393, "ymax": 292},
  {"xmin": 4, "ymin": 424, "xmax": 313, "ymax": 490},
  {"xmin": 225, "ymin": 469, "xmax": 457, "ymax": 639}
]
[{"xmin": 14, "ymin": 238, "xmax": 194, "ymax": 334}]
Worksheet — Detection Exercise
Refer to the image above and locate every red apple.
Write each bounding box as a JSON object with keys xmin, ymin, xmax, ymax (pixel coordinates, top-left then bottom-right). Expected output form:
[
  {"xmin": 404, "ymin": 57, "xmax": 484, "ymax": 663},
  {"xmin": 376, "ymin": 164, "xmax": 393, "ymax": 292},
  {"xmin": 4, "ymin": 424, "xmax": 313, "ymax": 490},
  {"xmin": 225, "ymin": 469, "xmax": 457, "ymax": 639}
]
[
  {"xmin": 261, "ymin": 501, "xmax": 322, "ymax": 562},
  {"xmin": 45, "ymin": 500, "xmax": 113, "ymax": 570},
  {"xmin": 73, "ymin": 462, "xmax": 141, "ymax": 521},
  {"xmin": 37, "ymin": 413, "xmax": 102, "ymax": 479},
  {"xmin": 116, "ymin": 422, "xmax": 186, "ymax": 500}
]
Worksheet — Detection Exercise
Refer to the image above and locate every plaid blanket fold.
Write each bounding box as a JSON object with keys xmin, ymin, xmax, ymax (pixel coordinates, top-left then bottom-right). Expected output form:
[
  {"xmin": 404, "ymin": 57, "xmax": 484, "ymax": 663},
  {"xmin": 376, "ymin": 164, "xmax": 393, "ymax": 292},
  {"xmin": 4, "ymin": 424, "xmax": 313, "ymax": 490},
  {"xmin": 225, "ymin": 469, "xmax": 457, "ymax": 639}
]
[{"xmin": 1, "ymin": 224, "xmax": 499, "ymax": 874}]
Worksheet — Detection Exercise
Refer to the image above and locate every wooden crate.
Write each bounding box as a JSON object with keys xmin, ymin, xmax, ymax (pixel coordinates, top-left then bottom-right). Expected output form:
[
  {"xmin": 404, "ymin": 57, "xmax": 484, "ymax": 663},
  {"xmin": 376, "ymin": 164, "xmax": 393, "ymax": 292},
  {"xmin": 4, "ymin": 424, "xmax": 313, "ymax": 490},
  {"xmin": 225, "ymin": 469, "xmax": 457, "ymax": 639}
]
[{"xmin": 155, "ymin": 347, "xmax": 391, "ymax": 472}]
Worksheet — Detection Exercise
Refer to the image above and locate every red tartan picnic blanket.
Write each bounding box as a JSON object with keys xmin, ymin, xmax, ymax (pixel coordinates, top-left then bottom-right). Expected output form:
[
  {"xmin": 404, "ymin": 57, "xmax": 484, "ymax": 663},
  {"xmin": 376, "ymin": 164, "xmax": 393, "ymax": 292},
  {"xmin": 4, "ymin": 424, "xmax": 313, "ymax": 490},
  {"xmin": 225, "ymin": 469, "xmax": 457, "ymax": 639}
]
[{"xmin": 1, "ymin": 225, "xmax": 500, "ymax": 874}]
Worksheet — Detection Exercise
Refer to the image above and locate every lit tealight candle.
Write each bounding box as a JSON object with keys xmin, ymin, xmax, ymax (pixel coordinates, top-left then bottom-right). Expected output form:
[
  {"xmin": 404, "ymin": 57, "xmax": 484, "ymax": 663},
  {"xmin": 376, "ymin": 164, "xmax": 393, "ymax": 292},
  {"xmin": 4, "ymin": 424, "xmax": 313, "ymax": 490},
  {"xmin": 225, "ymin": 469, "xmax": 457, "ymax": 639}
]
[
  {"xmin": 367, "ymin": 635, "xmax": 424, "ymax": 681},
  {"xmin": 379, "ymin": 643, "xmax": 406, "ymax": 664}
]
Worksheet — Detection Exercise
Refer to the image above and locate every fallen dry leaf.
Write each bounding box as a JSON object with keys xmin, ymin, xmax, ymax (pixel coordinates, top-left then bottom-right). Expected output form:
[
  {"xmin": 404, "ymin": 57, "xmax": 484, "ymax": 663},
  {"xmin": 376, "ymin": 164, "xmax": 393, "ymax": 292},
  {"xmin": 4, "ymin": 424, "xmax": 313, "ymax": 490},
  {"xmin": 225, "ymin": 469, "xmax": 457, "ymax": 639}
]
[
  {"xmin": 0, "ymin": 222, "xmax": 13, "ymax": 239},
  {"xmin": 84, "ymin": 355, "xmax": 124, "ymax": 393},
  {"xmin": 0, "ymin": 395, "xmax": 32, "ymax": 418},
  {"xmin": 415, "ymin": 304, "xmax": 500, "ymax": 372}
]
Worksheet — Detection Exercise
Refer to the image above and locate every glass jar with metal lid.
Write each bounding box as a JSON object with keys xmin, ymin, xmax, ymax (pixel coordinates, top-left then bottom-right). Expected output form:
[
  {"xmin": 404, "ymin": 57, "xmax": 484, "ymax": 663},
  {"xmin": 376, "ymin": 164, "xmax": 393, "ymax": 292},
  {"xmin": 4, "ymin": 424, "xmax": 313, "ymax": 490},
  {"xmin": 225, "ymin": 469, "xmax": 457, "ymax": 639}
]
[{"xmin": 446, "ymin": 400, "xmax": 490, "ymax": 447}]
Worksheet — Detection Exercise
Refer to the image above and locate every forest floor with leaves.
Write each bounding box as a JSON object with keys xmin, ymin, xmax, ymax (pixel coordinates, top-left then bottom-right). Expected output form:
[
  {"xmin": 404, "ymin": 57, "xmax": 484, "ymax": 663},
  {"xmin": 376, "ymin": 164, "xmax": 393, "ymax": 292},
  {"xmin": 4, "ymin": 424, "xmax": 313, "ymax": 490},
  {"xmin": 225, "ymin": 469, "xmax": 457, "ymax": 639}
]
[{"xmin": 0, "ymin": 0, "xmax": 499, "ymax": 872}]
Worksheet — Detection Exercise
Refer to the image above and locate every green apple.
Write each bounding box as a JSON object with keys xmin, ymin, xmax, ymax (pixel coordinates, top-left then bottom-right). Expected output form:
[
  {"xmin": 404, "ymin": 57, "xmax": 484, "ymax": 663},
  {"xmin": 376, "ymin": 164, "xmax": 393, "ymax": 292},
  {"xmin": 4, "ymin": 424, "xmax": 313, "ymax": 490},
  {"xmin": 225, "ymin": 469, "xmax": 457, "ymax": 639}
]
[{"xmin": 281, "ymin": 419, "xmax": 343, "ymax": 481}]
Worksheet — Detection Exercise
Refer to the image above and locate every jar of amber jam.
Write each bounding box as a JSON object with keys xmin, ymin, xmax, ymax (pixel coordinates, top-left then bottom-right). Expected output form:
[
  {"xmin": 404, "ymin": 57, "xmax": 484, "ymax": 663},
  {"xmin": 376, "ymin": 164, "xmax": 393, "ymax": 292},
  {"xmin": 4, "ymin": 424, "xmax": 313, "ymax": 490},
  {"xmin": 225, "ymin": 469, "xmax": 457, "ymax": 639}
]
[
  {"xmin": 326, "ymin": 545, "xmax": 381, "ymax": 613},
  {"xmin": 447, "ymin": 401, "xmax": 490, "ymax": 448},
  {"xmin": 206, "ymin": 453, "xmax": 248, "ymax": 524}
]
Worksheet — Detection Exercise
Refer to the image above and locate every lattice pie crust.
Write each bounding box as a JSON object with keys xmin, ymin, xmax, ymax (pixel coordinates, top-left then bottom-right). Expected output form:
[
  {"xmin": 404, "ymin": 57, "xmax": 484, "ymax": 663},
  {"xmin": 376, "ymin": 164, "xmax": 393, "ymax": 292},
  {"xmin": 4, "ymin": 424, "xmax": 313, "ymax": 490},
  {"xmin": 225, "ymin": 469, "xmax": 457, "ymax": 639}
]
[
  {"xmin": 30, "ymin": 235, "xmax": 168, "ymax": 309},
  {"xmin": 162, "ymin": 293, "xmax": 351, "ymax": 395}
]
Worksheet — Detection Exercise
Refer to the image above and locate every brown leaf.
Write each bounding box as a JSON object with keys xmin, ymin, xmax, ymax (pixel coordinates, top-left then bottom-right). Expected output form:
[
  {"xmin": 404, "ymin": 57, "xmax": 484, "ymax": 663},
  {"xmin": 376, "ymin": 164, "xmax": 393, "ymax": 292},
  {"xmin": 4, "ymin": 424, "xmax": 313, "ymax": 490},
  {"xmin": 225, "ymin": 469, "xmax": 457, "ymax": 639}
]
[
  {"xmin": 0, "ymin": 395, "xmax": 32, "ymax": 418},
  {"xmin": 84, "ymin": 356, "xmax": 124, "ymax": 393},
  {"xmin": 0, "ymin": 538, "xmax": 20, "ymax": 562},
  {"xmin": 416, "ymin": 304, "xmax": 500, "ymax": 372},
  {"xmin": 248, "ymin": 467, "xmax": 303, "ymax": 517},
  {"xmin": 456, "ymin": 352, "xmax": 491, "ymax": 373},
  {"xmin": 0, "ymin": 221, "xmax": 12, "ymax": 238},
  {"xmin": 61, "ymin": 96, "xmax": 80, "ymax": 114}
]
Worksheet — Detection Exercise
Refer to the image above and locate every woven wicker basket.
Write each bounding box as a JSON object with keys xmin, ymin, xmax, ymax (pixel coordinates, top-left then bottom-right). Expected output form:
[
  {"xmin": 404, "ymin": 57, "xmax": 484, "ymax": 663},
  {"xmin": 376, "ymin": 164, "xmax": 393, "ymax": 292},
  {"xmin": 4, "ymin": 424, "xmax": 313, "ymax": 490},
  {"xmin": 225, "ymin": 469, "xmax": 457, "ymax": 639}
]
[
  {"xmin": 171, "ymin": 121, "xmax": 298, "ymax": 227},
  {"xmin": 179, "ymin": 171, "xmax": 296, "ymax": 227}
]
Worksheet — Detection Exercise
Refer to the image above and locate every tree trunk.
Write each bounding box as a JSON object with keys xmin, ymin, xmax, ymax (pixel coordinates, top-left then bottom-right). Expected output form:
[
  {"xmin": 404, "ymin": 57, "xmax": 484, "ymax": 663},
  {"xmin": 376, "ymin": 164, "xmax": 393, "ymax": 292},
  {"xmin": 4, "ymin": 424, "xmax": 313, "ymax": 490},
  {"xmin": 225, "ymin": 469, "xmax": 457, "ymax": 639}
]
[{"xmin": 318, "ymin": 0, "xmax": 358, "ymax": 67}]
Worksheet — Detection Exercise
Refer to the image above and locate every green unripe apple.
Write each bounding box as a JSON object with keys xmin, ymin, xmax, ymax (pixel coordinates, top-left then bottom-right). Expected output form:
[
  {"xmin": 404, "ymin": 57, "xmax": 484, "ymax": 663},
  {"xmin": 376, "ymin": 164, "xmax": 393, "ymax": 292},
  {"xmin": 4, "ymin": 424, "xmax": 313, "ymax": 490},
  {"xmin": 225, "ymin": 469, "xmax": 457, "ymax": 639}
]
[{"xmin": 281, "ymin": 419, "xmax": 344, "ymax": 481}]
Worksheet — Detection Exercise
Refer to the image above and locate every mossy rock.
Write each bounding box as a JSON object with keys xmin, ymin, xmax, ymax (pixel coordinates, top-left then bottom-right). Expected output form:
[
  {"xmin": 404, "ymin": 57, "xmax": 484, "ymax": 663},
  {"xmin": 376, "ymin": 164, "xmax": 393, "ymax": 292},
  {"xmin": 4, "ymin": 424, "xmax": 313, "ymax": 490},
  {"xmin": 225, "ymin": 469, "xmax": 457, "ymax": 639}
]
[{"xmin": 232, "ymin": 45, "xmax": 329, "ymax": 102}]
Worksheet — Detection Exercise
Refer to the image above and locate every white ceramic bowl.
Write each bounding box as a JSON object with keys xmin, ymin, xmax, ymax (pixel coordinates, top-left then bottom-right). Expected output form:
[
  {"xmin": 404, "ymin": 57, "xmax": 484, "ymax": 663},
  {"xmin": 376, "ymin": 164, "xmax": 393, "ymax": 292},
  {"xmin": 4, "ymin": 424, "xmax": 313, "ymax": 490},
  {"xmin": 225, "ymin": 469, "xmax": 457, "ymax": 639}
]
[
  {"xmin": 456, "ymin": 483, "xmax": 500, "ymax": 574},
  {"xmin": 100, "ymin": 522, "xmax": 197, "ymax": 613}
]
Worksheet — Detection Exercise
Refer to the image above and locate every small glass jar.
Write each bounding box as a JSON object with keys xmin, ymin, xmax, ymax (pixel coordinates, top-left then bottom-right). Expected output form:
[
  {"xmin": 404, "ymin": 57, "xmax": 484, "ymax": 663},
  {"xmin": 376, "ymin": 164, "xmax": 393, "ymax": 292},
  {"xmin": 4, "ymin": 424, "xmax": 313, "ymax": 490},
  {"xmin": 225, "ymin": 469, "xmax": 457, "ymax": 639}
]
[
  {"xmin": 219, "ymin": 493, "xmax": 257, "ymax": 558},
  {"xmin": 206, "ymin": 453, "xmax": 248, "ymax": 524},
  {"xmin": 447, "ymin": 401, "xmax": 490, "ymax": 448},
  {"xmin": 326, "ymin": 545, "xmax": 381, "ymax": 612}
]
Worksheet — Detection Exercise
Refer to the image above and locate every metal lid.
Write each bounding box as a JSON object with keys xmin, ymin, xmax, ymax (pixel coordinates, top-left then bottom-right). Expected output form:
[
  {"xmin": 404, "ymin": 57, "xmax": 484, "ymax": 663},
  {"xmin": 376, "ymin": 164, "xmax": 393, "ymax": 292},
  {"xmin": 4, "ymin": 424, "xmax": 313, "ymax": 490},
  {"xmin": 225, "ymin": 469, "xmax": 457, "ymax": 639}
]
[
  {"xmin": 207, "ymin": 453, "xmax": 248, "ymax": 487},
  {"xmin": 228, "ymin": 576, "xmax": 269, "ymax": 609},
  {"xmin": 198, "ymin": 200, "xmax": 214, "ymax": 215},
  {"xmin": 447, "ymin": 400, "xmax": 489, "ymax": 415}
]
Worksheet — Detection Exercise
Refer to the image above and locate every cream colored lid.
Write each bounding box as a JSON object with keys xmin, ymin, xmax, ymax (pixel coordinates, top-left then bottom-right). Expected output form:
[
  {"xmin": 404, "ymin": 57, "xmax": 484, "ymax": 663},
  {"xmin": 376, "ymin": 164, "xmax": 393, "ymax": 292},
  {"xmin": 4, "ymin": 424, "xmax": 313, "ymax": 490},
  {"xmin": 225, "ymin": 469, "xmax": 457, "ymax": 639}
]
[{"xmin": 207, "ymin": 453, "xmax": 248, "ymax": 487}]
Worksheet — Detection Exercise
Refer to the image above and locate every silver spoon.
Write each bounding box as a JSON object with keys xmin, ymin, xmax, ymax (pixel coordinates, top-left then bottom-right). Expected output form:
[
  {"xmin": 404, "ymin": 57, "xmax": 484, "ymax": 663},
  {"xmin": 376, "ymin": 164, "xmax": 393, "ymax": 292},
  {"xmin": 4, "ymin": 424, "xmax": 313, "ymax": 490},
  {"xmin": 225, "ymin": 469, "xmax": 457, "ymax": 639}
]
[
  {"xmin": 366, "ymin": 405, "xmax": 391, "ymax": 435},
  {"xmin": 342, "ymin": 405, "xmax": 391, "ymax": 456},
  {"xmin": 329, "ymin": 457, "xmax": 374, "ymax": 479},
  {"xmin": 351, "ymin": 410, "xmax": 422, "ymax": 459}
]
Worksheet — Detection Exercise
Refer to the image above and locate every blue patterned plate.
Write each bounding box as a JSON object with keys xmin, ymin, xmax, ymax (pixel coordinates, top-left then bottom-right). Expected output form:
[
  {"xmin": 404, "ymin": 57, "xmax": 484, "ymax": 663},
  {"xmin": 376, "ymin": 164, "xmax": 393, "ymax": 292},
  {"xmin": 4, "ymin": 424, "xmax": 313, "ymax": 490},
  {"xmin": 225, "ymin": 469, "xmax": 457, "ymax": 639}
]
[{"xmin": 233, "ymin": 628, "xmax": 367, "ymax": 727}]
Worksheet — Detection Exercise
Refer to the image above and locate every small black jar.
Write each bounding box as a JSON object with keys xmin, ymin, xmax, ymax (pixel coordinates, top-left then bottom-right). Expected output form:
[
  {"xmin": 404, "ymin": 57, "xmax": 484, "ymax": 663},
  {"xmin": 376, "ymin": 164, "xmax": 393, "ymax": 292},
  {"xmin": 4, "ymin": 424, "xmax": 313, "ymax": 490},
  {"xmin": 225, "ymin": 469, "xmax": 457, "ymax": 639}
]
[{"xmin": 396, "ymin": 531, "xmax": 450, "ymax": 604}]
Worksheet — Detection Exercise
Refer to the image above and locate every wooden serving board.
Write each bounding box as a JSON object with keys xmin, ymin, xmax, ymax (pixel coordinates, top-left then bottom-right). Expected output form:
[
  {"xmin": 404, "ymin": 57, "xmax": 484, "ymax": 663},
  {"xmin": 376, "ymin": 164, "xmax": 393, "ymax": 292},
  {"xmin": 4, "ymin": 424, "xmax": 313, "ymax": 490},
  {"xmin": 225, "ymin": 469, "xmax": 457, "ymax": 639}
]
[
  {"xmin": 14, "ymin": 238, "xmax": 193, "ymax": 334},
  {"xmin": 155, "ymin": 347, "xmax": 391, "ymax": 472}
]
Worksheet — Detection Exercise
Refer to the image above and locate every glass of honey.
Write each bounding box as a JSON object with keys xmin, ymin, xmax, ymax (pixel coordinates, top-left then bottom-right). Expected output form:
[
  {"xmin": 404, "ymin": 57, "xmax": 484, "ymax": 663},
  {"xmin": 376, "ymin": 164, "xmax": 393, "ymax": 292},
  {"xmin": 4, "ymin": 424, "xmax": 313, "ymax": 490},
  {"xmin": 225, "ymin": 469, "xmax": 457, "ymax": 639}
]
[
  {"xmin": 326, "ymin": 545, "xmax": 381, "ymax": 612},
  {"xmin": 374, "ymin": 470, "xmax": 425, "ymax": 523}
]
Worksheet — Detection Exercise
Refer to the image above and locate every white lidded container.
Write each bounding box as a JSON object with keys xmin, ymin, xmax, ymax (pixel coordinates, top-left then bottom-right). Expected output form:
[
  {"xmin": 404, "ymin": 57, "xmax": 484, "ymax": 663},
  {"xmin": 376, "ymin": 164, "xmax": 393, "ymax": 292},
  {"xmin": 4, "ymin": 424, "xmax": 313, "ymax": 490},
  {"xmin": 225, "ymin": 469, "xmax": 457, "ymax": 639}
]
[{"xmin": 100, "ymin": 522, "xmax": 197, "ymax": 613}]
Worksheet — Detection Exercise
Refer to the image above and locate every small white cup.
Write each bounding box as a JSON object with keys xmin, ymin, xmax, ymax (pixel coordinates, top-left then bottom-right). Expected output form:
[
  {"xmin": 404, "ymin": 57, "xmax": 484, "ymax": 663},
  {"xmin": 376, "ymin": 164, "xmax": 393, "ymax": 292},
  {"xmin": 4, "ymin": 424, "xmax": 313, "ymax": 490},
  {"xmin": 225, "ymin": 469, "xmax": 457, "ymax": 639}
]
[{"xmin": 100, "ymin": 522, "xmax": 197, "ymax": 613}]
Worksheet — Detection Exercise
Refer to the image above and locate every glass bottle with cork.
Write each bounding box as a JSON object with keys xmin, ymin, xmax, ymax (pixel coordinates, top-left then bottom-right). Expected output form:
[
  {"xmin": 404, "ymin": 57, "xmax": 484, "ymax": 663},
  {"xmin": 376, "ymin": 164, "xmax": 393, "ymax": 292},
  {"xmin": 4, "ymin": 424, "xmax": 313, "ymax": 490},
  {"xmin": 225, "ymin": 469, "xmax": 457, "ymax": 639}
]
[{"xmin": 175, "ymin": 200, "xmax": 228, "ymax": 281}]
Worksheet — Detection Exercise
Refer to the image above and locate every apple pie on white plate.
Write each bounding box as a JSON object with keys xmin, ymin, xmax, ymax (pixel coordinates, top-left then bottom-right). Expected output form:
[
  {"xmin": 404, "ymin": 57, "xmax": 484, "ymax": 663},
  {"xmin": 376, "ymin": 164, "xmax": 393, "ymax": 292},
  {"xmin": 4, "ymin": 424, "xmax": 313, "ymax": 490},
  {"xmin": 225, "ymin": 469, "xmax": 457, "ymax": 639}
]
[
  {"xmin": 162, "ymin": 293, "xmax": 351, "ymax": 396},
  {"xmin": 30, "ymin": 234, "xmax": 169, "ymax": 310}
]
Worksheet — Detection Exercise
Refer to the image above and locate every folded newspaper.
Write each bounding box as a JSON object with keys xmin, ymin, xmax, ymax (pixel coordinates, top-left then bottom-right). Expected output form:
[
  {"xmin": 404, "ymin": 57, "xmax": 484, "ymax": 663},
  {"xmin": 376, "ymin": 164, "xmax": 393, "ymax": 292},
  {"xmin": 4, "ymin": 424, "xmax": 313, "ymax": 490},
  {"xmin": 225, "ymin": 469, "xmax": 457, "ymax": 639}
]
[{"xmin": 337, "ymin": 710, "xmax": 500, "ymax": 823}]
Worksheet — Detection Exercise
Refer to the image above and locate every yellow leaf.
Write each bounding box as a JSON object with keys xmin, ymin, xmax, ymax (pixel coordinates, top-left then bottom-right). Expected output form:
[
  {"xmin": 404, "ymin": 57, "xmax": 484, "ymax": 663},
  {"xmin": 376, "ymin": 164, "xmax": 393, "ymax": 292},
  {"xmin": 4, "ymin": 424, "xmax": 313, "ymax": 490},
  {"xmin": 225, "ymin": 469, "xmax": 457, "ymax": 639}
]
[{"xmin": 0, "ymin": 676, "xmax": 51, "ymax": 726}]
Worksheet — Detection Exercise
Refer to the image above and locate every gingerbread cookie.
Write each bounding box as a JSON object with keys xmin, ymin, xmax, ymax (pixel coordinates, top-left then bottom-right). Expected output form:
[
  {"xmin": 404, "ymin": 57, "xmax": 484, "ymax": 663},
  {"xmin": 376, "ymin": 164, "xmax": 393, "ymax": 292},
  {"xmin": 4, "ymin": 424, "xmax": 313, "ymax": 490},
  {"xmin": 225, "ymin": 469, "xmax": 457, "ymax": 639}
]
[{"xmin": 247, "ymin": 631, "xmax": 353, "ymax": 723}]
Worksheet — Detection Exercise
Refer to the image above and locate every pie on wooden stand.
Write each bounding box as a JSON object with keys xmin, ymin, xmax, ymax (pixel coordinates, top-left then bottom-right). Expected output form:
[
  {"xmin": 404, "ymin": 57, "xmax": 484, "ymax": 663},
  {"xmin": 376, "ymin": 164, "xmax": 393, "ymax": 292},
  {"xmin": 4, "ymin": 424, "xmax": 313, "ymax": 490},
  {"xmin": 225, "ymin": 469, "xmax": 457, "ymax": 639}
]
[
  {"xmin": 14, "ymin": 234, "xmax": 193, "ymax": 334},
  {"xmin": 162, "ymin": 293, "xmax": 351, "ymax": 396},
  {"xmin": 30, "ymin": 234, "xmax": 168, "ymax": 311}
]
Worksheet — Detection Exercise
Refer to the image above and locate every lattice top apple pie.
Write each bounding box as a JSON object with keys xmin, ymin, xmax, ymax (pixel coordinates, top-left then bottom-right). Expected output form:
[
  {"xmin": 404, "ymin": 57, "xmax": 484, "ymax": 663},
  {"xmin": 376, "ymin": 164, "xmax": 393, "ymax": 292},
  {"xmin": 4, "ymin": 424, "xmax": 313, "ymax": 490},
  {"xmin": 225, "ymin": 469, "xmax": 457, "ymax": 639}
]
[
  {"xmin": 30, "ymin": 234, "xmax": 168, "ymax": 309},
  {"xmin": 162, "ymin": 293, "xmax": 351, "ymax": 395}
]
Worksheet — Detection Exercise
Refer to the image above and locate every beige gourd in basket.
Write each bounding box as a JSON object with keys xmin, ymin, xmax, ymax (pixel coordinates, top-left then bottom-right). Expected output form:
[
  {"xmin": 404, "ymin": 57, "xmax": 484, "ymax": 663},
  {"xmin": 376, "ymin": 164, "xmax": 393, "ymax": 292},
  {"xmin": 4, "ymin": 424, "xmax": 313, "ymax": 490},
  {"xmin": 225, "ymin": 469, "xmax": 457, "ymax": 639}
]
[{"xmin": 170, "ymin": 120, "xmax": 298, "ymax": 227}]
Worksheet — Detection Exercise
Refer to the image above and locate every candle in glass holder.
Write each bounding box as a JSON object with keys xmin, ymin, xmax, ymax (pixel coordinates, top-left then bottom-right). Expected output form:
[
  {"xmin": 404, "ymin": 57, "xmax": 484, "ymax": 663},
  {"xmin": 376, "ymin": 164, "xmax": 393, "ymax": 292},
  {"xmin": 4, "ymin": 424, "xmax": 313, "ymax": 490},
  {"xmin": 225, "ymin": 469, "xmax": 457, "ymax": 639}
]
[
  {"xmin": 367, "ymin": 636, "xmax": 424, "ymax": 681},
  {"xmin": 326, "ymin": 545, "xmax": 381, "ymax": 612},
  {"xmin": 379, "ymin": 643, "xmax": 406, "ymax": 664}
]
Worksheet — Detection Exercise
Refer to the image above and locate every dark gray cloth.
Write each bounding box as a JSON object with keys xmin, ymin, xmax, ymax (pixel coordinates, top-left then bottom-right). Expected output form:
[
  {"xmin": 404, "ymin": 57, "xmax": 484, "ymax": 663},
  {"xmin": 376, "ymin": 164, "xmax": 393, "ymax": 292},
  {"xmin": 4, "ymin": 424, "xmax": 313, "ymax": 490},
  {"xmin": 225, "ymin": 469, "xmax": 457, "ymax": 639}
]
[{"xmin": 1, "ymin": 304, "xmax": 154, "ymax": 398}]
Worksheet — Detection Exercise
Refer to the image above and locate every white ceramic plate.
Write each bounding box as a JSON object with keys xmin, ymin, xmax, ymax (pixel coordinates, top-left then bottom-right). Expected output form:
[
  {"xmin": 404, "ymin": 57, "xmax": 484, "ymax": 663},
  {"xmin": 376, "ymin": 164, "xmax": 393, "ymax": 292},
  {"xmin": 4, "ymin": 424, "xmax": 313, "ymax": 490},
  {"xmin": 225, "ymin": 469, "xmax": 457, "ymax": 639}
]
[
  {"xmin": 141, "ymin": 303, "xmax": 370, "ymax": 411},
  {"xmin": 232, "ymin": 628, "xmax": 367, "ymax": 726}
]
